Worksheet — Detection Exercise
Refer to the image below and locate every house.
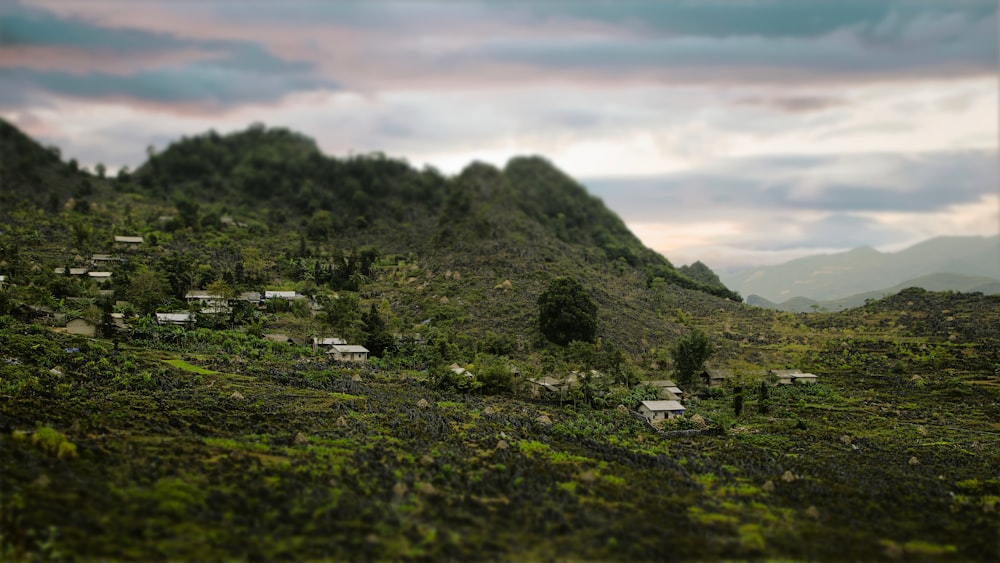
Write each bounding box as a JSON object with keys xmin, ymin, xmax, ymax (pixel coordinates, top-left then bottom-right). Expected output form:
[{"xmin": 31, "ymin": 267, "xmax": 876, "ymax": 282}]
[
  {"xmin": 185, "ymin": 290, "xmax": 224, "ymax": 305},
  {"xmin": 771, "ymin": 369, "xmax": 801, "ymax": 385},
  {"xmin": 638, "ymin": 400, "xmax": 686, "ymax": 422},
  {"xmin": 771, "ymin": 369, "xmax": 818, "ymax": 385},
  {"xmin": 312, "ymin": 336, "xmax": 346, "ymax": 352},
  {"xmin": 0, "ymin": 275, "xmax": 5, "ymax": 288},
  {"xmin": 263, "ymin": 333, "xmax": 297, "ymax": 345},
  {"xmin": 88, "ymin": 271, "xmax": 113, "ymax": 284},
  {"xmin": 702, "ymin": 368, "xmax": 733, "ymax": 387},
  {"xmin": 326, "ymin": 344, "xmax": 369, "ymax": 363},
  {"xmin": 793, "ymin": 373, "xmax": 818, "ymax": 384},
  {"xmin": 642, "ymin": 380, "xmax": 684, "ymax": 399},
  {"xmin": 156, "ymin": 312, "xmax": 193, "ymax": 326},
  {"xmin": 264, "ymin": 290, "xmax": 301, "ymax": 300},
  {"xmin": 110, "ymin": 312, "xmax": 127, "ymax": 331},
  {"xmin": 90, "ymin": 254, "xmax": 120, "ymax": 266},
  {"xmin": 450, "ymin": 363, "xmax": 474, "ymax": 378},
  {"xmin": 524, "ymin": 373, "xmax": 580, "ymax": 397},
  {"xmin": 65, "ymin": 318, "xmax": 97, "ymax": 337},
  {"xmin": 54, "ymin": 267, "xmax": 88, "ymax": 276},
  {"xmin": 233, "ymin": 291, "xmax": 263, "ymax": 306},
  {"xmin": 114, "ymin": 235, "xmax": 143, "ymax": 247}
]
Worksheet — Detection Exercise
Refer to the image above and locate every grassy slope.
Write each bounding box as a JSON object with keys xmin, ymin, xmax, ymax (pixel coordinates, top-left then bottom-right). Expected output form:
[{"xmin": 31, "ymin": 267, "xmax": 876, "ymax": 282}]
[{"xmin": 1, "ymin": 302, "xmax": 997, "ymax": 560}]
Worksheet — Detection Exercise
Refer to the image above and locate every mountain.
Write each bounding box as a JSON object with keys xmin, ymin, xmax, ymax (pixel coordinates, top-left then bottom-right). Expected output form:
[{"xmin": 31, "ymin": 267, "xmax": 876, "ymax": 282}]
[
  {"xmin": 747, "ymin": 272, "xmax": 1000, "ymax": 313},
  {"xmin": 0, "ymin": 120, "xmax": 740, "ymax": 352},
  {"xmin": 0, "ymin": 118, "xmax": 97, "ymax": 211},
  {"xmin": 723, "ymin": 235, "xmax": 1000, "ymax": 303}
]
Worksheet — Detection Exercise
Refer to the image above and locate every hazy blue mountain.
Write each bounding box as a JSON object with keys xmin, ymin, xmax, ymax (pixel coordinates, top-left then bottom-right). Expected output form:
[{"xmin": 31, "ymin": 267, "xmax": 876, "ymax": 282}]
[
  {"xmin": 746, "ymin": 272, "xmax": 1000, "ymax": 313},
  {"xmin": 723, "ymin": 235, "xmax": 1000, "ymax": 302}
]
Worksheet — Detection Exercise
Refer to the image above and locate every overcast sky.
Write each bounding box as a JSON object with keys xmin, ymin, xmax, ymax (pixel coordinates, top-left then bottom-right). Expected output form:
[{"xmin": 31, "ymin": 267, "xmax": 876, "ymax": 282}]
[{"xmin": 2, "ymin": 0, "xmax": 997, "ymax": 271}]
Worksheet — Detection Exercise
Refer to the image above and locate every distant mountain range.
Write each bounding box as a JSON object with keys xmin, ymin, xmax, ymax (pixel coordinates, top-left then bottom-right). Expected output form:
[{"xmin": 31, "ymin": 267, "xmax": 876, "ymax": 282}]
[{"xmin": 722, "ymin": 235, "xmax": 1000, "ymax": 308}]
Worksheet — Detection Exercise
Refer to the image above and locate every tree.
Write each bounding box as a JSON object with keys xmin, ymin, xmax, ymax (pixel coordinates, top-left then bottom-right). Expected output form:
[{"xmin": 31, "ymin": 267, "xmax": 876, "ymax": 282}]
[
  {"xmin": 538, "ymin": 277, "xmax": 597, "ymax": 346},
  {"xmin": 362, "ymin": 303, "xmax": 394, "ymax": 358},
  {"xmin": 671, "ymin": 329, "xmax": 713, "ymax": 386},
  {"xmin": 126, "ymin": 270, "xmax": 166, "ymax": 315},
  {"xmin": 95, "ymin": 163, "xmax": 106, "ymax": 179}
]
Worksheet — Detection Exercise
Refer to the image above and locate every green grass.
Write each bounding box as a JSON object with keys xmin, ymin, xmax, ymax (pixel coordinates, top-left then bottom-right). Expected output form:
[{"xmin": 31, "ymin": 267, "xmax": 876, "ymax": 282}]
[{"xmin": 163, "ymin": 359, "xmax": 218, "ymax": 375}]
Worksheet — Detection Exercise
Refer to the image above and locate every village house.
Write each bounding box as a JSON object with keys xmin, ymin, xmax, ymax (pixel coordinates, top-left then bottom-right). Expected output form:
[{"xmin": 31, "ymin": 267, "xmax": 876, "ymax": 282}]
[
  {"xmin": 326, "ymin": 344, "xmax": 369, "ymax": 363},
  {"xmin": 638, "ymin": 400, "xmax": 686, "ymax": 422},
  {"xmin": 450, "ymin": 363, "xmax": 474, "ymax": 378},
  {"xmin": 312, "ymin": 336, "xmax": 346, "ymax": 352},
  {"xmin": 88, "ymin": 271, "xmax": 112, "ymax": 284},
  {"xmin": 90, "ymin": 254, "xmax": 121, "ymax": 267},
  {"xmin": 264, "ymin": 290, "xmax": 302, "ymax": 300},
  {"xmin": 0, "ymin": 275, "xmax": 5, "ymax": 288},
  {"xmin": 113, "ymin": 235, "xmax": 144, "ymax": 248},
  {"xmin": 232, "ymin": 291, "xmax": 263, "ymax": 306},
  {"xmin": 54, "ymin": 267, "xmax": 88, "ymax": 276},
  {"xmin": 642, "ymin": 379, "xmax": 684, "ymax": 400},
  {"xmin": 702, "ymin": 368, "xmax": 733, "ymax": 387},
  {"xmin": 156, "ymin": 312, "xmax": 193, "ymax": 326},
  {"xmin": 65, "ymin": 318, "xmax": 97, "ymax": 337},
  {"xmin": 263, "ymin": 333, "xmax": 298, "ymax": 345},
  {"xmin": 185, "ymin": 290, "xmax": 224, "ymax": 306},
  {"xmin": 185, "ymin": 290, "xmax": 230, "ymax": 314},
  {"xmin": 771, "ymin": 369, "xmax": 818, "ymax": 385}
]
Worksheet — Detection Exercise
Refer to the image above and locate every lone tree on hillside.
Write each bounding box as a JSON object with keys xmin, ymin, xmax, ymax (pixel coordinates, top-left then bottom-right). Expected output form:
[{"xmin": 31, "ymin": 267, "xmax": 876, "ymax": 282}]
[
  {"xmin": 672, "ymin": 329, "xmax": 713, "ymax": 386},
  {"xmin": 538, "ymin": 277, "xmax": 597, "ymax": 346}
]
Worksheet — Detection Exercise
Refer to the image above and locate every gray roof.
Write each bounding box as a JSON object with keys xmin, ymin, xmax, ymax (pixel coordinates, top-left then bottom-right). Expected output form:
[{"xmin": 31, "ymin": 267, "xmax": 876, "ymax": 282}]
[
  {"xmin": 265, "ymin": 290, "xmax": 301, "ymax": 299},
  {"xmin": 639, "ymin": 400, "xmax": 685, "ymax": 412},
  {"xmin": 327, "ymin": 344, "xmax": 369, "ymax": 354},
  {"xmin": 263, "ymin": 333, "xmax": 294, "ymax": 343},
  {"xmin": 156, "ymin": 312, "xmax": 192, "ymax": 323},
  {"xmin": 114, "ymin": 236, "xmax": 143, "ymax": 243},
  {"xmin": 771, "ymin": 369, "xmax": 804, "ymax": 377},
  {"xmin": 186, "ymin": 290, "xmax": 223, "ymax": 300}
]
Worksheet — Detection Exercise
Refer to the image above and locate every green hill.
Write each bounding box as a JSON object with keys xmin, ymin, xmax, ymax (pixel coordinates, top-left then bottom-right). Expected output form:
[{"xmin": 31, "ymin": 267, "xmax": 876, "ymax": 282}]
[{"xmin": 0, "ymin": 120, "xmax": 739, "ymax": 353}]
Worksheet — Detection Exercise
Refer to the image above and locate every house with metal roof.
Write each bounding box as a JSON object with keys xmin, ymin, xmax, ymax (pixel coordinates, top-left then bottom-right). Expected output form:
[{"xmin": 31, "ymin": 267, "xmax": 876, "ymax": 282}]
[
  {"xmin": 638, "ymin": 400, "xmax": 686, "ymax": 422},
  {"xmin": 326, "ymin": 344, "xmax": 369, "ymax": 363}
]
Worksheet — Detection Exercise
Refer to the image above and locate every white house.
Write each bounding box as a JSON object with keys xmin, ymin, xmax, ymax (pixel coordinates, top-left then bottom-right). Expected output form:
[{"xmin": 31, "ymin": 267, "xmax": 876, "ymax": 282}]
[
  {"xmin": 114, "ymin": 235, "xmax": 143, "ymax": 246},
  {"xmin": 65, "ymin": 318, "xmax": 97, "ymax": 337},
  {"xmin": 88, "ymin": 271, "xmax": 112, "ymax": 284},
  {"xmin": 638, "ymin": 400, "xmax": 686, "ymax": 422},
  {"xmin": 326, "ymin": 344, "xmax": 369, "ymax": 363},
  {"xmin": 771, "ymin": 369, "xmax": 818, "ymax": 385},
  {"xmin": 156, "ymin": 312, "xmax": 193, "ymax": 326},
  {"xmin": 54, "ymin": 267, "xmax": 89, "ymax": 276},
  {"xmin": 264, "ymin": 290, "xmax": 301, "ymax": 300}
]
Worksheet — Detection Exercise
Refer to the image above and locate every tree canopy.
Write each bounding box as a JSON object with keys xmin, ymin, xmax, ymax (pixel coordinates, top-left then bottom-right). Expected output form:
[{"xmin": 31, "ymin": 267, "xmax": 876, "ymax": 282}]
[
  {"xmin": 672, "ymin": 329, "xmax": 713, "ymax": 386},
  {"xmin": 538, "ymin": 277, "xmax": 598, "ymax": 346}
]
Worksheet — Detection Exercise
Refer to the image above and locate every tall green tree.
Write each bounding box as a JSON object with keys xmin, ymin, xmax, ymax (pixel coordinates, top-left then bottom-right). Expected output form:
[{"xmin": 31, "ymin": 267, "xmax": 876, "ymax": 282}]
[
  {"xmin": 671, "ymin": 329, "xmax": 713, "ymax": 386},
  {"xmin": 538, "ymin": 277, "xmax": 597, "ymax": 346}
]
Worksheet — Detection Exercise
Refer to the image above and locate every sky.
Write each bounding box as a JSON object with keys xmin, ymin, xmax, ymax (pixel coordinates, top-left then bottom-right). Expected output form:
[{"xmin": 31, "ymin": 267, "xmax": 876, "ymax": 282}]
[{"xmin": 1, "ymin": 0, "xmax": 997, "ymax": 271}]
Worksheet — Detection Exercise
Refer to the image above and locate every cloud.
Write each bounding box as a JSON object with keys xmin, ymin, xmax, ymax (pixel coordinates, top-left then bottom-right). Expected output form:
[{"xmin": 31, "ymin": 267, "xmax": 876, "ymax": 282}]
[
  {"xmin": 582, "ymin": 149, "xmax": 998, "ymax": 268},
  {"xmin": 0, "ymin": 2, "xmax": 335, "ymax": 111}
]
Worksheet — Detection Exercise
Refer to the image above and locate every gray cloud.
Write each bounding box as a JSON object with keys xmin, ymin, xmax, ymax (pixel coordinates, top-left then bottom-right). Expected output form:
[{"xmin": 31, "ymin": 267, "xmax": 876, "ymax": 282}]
[
  {"xmin": 583, "ymin": 150, "xmax": 997, "ymax": 222},
  {"xmin": 0, "ymin": 2, "xmax": 335, "ymax": 109}
]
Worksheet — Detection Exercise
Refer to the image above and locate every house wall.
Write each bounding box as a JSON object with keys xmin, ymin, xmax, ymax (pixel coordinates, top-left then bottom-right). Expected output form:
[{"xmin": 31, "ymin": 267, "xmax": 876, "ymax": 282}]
[{"xmin": 66, "ymin": 320, "xmax": 96, "ymax": 337}]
